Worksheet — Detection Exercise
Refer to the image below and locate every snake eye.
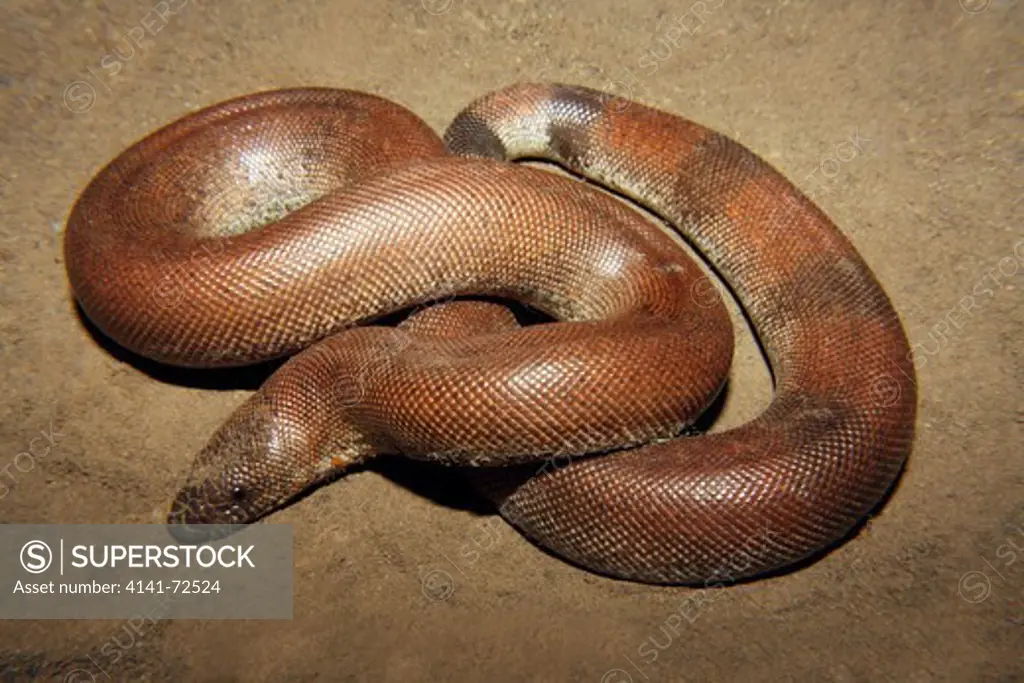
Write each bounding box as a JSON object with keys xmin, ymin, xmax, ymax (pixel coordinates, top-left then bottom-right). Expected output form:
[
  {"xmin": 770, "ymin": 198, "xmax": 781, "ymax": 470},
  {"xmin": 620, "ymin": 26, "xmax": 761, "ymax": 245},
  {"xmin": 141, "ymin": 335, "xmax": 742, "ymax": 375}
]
[{"xmin": 231, "ymin": 486, "xmax": 247, "ymax": 503}]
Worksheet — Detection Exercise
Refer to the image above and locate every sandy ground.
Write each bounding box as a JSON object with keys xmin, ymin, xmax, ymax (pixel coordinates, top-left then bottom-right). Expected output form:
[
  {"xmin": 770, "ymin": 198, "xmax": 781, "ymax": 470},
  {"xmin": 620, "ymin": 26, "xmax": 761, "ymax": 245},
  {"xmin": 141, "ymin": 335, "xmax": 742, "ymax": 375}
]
[{"xmin": 0, "ymin": 0, "xmax": 1021, "ymax": 681}]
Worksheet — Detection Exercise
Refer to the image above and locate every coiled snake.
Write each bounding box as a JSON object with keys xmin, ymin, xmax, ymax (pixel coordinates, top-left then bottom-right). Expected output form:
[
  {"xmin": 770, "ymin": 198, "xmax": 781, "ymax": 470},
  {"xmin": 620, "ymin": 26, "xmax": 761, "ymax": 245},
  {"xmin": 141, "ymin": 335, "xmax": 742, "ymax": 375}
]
[{"xmin": 64, "ymin": 84, "xmax": 916, "ymax": 584}]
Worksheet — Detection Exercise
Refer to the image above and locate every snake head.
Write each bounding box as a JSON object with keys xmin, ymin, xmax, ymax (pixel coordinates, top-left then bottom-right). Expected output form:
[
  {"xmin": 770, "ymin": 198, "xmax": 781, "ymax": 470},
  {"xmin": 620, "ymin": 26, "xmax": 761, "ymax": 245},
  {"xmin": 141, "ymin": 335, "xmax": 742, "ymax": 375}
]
[
  {"xmin": 166, "ymin": 340, "xmax": 384, "ymax": 543},
  {"xmin": 166, "ymin": 388, "xmax": 360, "ymax": 542},
  {"xmin": 166, "ymin": 395, "xmax": 297, "ymax": 540}
]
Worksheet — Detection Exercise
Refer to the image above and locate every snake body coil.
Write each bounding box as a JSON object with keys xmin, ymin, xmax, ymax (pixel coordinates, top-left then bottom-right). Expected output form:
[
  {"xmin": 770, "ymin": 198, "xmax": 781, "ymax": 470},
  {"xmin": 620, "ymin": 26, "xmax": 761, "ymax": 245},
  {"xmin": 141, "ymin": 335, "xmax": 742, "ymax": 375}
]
[{"xmin": 65, "ymin": 84, "xmax": 916, "ymax": 584}]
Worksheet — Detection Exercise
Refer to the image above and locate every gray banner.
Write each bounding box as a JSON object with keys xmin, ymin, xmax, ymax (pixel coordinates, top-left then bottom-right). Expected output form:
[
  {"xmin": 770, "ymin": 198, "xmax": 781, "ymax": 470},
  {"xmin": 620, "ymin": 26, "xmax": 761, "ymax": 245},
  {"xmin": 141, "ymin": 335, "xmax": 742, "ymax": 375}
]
[{"xmin": 0, "ymin": 524, "xmax": 292, "ymax": 619}]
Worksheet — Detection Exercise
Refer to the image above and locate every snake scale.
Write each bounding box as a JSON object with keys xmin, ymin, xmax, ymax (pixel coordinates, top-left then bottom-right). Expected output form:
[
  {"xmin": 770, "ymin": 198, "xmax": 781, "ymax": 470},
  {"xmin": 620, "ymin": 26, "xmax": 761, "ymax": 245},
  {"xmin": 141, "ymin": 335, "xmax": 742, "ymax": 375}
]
[{"xmin": 64, "ymin": 84, "xmax": 917, "ymax": 584}]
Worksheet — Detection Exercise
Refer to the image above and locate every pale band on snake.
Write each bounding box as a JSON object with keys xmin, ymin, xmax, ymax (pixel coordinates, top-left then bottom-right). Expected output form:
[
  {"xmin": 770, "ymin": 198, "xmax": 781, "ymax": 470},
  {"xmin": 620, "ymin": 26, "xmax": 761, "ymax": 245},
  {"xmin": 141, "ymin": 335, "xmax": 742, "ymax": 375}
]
[{"xmin": 64, "ymin": 83, "xmax": 917, "ymax": 584}]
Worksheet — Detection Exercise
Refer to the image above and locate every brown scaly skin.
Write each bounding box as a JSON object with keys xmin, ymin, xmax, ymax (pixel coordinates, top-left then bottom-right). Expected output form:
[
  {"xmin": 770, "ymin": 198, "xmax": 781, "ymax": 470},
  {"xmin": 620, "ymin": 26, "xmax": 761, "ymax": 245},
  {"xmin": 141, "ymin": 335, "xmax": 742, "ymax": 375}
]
[{"xmin": 66, "ymin": 84, "xmax": 916, "ymax": 584}]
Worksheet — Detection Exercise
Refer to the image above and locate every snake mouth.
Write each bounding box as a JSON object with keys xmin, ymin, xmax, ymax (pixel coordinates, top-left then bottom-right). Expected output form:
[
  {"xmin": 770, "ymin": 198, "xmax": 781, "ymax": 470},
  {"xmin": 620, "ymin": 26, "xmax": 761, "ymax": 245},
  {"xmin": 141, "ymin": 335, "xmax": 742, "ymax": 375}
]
[{"xmin": 166, "ymin": 481, "xmax": 251, "ymax": 544}]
